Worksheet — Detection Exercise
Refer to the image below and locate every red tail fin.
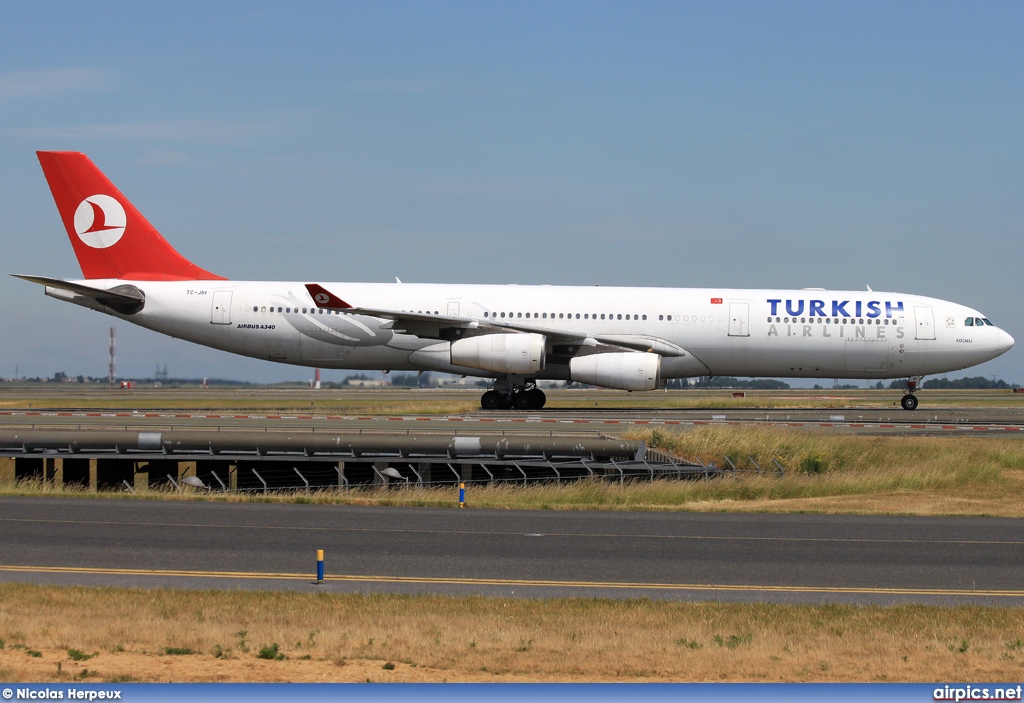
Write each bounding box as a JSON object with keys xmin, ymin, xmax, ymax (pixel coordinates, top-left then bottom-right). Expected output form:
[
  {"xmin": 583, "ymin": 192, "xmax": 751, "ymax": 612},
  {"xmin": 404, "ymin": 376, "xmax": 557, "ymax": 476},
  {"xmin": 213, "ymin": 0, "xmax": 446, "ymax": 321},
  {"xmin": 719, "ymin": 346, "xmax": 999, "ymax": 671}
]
[{"xmin": 37, "ymin": 151, "xmax": 224, "ymax": 281}]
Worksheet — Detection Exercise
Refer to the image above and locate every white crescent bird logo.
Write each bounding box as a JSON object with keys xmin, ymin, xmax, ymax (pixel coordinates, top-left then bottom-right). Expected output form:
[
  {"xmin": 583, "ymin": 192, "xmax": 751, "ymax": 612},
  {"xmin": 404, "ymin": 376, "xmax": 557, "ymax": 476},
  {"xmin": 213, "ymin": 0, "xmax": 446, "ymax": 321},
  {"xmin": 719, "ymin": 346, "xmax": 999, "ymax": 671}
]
[
  {"xmin": 314, "ymin": 293, "xmax": 330, "ymax": 304},
  {"xmin": 74, "ymin": 195, "xmax": 126, "ymax": 249}
]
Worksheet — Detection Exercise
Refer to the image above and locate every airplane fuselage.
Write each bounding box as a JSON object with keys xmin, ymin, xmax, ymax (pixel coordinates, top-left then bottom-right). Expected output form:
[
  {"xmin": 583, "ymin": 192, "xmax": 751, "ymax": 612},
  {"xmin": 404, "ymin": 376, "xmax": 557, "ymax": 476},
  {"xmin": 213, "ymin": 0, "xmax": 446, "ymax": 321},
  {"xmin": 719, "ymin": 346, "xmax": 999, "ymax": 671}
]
[
  {"xmin": 50, "ymin": 279, "xmax": 1012, "ymax": 381},
  {"xmin": 25, "ymin": 151, "xmax": 1013, "ymax": 410}
]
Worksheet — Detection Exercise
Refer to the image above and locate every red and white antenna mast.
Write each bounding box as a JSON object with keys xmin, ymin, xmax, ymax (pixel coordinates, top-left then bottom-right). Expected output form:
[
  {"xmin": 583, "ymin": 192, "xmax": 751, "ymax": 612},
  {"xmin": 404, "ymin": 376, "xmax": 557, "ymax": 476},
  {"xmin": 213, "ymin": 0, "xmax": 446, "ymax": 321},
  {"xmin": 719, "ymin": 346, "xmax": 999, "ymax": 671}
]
[{"xmin": 108, "ymin": 327, "xmax": 116, "ymax": 387}]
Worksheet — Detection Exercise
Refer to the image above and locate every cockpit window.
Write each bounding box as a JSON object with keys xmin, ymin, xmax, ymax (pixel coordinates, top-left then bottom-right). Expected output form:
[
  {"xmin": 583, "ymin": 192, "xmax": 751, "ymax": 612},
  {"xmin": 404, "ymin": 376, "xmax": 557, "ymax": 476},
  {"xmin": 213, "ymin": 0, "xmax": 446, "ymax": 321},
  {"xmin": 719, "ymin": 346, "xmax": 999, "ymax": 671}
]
[
  {"xmin": 975, "ymin": 317, "xmax": 985, "ymax": 326},
  {"xmin": 983, "ymin": 318, "xmax": 994, "ymax": 326},
  {"xmin": 965, "ymin": 317, "xmax": 974, "ymax": 326}
]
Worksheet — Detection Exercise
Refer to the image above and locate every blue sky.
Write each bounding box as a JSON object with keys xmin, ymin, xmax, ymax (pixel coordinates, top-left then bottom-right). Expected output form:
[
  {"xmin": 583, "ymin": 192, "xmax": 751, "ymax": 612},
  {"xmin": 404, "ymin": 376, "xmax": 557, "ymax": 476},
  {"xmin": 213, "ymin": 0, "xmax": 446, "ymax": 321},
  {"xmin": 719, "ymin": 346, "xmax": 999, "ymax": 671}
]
[{"xmin": 1, "ymin": 1, "xmax": 1021, "ymax": 384}]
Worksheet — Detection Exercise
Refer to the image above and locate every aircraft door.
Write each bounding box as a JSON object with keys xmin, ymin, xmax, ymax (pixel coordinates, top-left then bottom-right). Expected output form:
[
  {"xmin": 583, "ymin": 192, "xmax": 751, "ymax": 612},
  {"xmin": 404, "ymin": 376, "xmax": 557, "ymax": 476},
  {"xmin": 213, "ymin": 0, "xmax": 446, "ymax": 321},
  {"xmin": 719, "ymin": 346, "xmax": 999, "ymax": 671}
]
[
  {"xmin": 914, "ymin": 305, "xmax": 935, "ymax": 340},
  {"xmin": 728, "ymin": 302, "xmax": 750, "ymax": 337},
  {"xmin": 211, "ymin": 290, "xmax": 232, "ymax": 325},
  {"xmin": 447, "ymin": 301, "xmax": 460, "ymax": 317}
]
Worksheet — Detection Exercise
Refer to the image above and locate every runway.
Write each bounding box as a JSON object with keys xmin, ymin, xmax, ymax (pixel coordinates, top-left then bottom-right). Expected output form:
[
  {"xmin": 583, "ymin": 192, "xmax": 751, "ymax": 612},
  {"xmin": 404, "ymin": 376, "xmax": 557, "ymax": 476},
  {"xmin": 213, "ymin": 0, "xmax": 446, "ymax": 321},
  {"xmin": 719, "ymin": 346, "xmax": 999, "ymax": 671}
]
[
  {"xmin": 3, "ymin": 405, "xmax": 1024, "ymax": 438},
  {"xmin": 2, "ymin": 386, "xmax": 1023, "ymax": 437},
  {"xmin": 1, "ymin": 497, "xmax": 1022, "ymax": 606}
]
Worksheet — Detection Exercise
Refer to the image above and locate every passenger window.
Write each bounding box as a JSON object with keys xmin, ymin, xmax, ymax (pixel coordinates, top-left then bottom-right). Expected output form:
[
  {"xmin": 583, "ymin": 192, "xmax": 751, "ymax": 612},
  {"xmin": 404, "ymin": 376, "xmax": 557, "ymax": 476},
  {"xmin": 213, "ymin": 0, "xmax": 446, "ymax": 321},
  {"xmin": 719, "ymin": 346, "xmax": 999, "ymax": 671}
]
[
  {"xmin": 642, "ymin": 315, "xmax": 647, "ymax": 320},
  {"xmin": 659, "ymin": 315, "xmax": 664, "ymax": 320},
  {"xmin": 261, "ymin": 306, "xmax": 266, "ymax": 312},
  {"xmin": 278, "ymin": 307, "xmax": 283, "ymax": 313},
  {"xmin": 667, "ymin": 315, "xmax": 672, "ymax": 321},
  {"xmin": 252, "ymin": 306, "xmax": 258, "ymax": 312},
  {"xmin": 617, "ymin": 314, "xmax": 622, "ymax": 320}
]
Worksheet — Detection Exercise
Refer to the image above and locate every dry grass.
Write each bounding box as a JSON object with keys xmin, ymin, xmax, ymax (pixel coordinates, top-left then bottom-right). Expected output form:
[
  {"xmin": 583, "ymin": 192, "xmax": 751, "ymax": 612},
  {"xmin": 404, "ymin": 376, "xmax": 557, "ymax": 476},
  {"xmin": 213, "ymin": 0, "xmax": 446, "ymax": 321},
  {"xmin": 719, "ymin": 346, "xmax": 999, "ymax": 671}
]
[
  {"xmin": 4, "ymin": 427, "xmax": 1024, "ymax": 516},
  {"xmin": 0, "ymin": 583, "xmax": 1022, "ymax": 682}
]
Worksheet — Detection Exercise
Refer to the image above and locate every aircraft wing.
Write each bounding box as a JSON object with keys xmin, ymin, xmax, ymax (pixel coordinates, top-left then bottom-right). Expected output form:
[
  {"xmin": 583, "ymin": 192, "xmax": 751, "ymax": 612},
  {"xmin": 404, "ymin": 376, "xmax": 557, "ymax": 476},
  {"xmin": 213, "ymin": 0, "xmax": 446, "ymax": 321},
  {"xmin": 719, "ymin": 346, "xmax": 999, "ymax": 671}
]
[
  {"xmin": 306, "ymin": 283, "xmax": 588, "ymax": 344},
  {"xmin": 590, "ymin": 334, "xmax": 688, "ymax": 357},
  {"xmin": 304, "ymin": 283, "xmax": 686, "ymax": 356}
]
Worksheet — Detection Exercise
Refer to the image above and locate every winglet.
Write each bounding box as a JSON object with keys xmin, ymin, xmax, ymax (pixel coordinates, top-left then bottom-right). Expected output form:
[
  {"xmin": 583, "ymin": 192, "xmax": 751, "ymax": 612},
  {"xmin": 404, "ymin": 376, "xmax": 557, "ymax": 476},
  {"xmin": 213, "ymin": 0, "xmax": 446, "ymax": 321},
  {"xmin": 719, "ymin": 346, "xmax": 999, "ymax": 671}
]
[{"xmin": 305, "ymin": 283, "xmax": 353, "ymax": 309}]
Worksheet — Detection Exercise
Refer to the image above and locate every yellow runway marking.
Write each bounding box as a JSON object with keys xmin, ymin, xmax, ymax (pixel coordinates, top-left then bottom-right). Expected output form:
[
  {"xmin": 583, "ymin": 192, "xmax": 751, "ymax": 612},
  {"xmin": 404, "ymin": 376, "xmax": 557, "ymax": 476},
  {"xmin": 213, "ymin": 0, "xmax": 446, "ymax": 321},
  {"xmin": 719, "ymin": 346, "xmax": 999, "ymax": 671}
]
[{"xmin": 1, "ymin": 564, "xmax": 1023, "ymax": 598}]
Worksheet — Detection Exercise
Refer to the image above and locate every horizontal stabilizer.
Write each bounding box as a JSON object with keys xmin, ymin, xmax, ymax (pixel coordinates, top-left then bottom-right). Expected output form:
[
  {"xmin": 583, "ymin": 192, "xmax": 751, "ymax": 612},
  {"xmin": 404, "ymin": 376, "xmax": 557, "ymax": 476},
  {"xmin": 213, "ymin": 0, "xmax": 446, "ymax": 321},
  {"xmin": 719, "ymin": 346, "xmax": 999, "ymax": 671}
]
[{"xmin": 12, "ymin": 274, "xmax": 145, "ymax": 314}]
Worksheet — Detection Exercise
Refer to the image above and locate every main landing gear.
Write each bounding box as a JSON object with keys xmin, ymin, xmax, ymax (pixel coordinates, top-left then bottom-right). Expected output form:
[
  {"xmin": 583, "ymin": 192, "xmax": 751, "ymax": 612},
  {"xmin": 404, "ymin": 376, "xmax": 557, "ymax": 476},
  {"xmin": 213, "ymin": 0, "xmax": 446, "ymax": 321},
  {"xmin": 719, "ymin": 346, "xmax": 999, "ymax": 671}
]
[
  {"xmin": 480, "ymin": 378, "xmax": 546, "ymax": 410},
  {"xmin": 900, "ymin": 376, "xmax": 923, "ymax": 411}
]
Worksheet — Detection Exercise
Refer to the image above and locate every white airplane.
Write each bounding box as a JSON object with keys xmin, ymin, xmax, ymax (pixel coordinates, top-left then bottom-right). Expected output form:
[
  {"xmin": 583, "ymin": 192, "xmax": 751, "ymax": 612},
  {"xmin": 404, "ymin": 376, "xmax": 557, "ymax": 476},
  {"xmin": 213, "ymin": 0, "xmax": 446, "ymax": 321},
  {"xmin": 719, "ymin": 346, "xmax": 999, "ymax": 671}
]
[{"xmin": 16, "ymin": 151, "xmax": 1014, "ymax": 411}]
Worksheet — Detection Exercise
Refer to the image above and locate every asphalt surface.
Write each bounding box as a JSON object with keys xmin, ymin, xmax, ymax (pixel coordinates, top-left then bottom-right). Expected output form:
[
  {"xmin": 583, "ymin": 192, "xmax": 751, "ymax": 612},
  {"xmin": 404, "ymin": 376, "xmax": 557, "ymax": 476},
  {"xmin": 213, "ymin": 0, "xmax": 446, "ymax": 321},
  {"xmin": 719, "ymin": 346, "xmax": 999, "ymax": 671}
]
[
  {"xmin": 1, "ymin": 497, "xmax": 1022, "ymax": 605},
  {"xmin": 3, "ymin": 404, "xmax": 1024, "ymax": 437}
]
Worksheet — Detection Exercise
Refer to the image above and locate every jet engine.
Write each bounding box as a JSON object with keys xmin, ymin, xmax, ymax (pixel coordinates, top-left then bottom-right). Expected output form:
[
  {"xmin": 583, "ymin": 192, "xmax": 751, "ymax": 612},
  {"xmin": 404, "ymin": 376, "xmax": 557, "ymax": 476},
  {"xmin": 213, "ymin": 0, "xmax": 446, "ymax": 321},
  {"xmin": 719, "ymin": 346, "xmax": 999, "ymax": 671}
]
[
  {"xmin": 570, "ymin": 352, "xmax": 661, "ymax": 391},
  {"xmin": 450, "ymin": 333, "xmax": 546, "ymax": 374}
]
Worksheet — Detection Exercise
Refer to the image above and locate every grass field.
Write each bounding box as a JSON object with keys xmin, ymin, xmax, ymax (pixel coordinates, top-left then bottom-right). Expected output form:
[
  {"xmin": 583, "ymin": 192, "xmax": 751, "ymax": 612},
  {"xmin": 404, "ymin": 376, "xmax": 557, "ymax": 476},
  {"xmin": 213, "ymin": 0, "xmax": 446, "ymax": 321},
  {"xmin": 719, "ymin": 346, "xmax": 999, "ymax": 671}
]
[
  {"xmin": 1, "ymin": 584, "xmax": 1022, "ymax": 683},
  {"xmin": 3, "ymin": 426, "xmax": 1023, "ymax": 517}
]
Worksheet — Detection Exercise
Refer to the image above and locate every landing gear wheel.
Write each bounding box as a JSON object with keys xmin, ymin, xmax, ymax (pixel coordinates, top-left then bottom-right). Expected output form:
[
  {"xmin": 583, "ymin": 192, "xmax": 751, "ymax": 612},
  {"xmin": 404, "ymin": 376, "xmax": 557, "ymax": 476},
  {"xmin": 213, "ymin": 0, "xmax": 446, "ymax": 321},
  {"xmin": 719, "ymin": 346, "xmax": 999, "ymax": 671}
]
[
  {"xmin": 481, "ymin": 390, "xmax": 503, "ymax": 410},
  {"xmin": 528, "ymin": 388, "xmax": 547, "ymax": 409},
  {"xmin": 513, "ymin": 391, "xmax": 533, "ymax": 410},
  {"xmin": 901, "ymin": 394, "xmax": 919, "ymax": 411}
]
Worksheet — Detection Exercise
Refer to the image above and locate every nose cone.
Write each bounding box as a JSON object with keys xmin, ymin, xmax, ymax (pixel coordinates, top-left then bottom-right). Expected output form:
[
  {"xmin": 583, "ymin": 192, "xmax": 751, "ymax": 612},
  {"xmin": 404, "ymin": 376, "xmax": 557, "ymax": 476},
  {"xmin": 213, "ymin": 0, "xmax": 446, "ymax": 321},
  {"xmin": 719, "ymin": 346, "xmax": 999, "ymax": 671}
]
[{"xmin": 998, "ymin": 329, "xmax": 1015, "ymax": 355}]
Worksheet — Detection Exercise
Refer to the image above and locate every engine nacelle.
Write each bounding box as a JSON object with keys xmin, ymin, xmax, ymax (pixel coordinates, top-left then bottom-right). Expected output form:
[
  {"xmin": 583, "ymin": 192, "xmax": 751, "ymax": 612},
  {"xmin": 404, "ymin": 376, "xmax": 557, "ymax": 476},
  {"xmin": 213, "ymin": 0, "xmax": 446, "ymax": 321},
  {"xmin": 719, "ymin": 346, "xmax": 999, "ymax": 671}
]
[
  {"xmin": 570, "ymin": 352, "xmax": 661, "ymax": 391},
  {"xmin": 450, "ymin": 333, "xmax": 546, "ymax": 374}
]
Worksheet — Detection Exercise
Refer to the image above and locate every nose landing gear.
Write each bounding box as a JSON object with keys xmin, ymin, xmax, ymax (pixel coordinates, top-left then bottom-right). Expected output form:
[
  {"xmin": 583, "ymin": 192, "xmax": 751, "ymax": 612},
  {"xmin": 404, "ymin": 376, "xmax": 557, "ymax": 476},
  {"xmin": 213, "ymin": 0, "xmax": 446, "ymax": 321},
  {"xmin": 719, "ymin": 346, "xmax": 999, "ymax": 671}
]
[{"xmin": 900, "ymin": 376, "xmax": 923, "ymax": 411}]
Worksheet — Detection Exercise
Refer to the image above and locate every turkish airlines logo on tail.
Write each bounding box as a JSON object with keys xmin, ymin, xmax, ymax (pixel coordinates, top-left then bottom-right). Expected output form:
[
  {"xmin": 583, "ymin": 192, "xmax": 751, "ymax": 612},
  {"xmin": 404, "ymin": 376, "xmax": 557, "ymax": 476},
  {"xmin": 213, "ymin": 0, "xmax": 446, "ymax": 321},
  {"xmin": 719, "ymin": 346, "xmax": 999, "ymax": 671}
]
[
  {"xmin": 74, "ymin": 195, "xmax": 126, "ymax": 249},
  {"xmin": 314, "ymin": 293, "xmax": 330, "ymax": 305}
]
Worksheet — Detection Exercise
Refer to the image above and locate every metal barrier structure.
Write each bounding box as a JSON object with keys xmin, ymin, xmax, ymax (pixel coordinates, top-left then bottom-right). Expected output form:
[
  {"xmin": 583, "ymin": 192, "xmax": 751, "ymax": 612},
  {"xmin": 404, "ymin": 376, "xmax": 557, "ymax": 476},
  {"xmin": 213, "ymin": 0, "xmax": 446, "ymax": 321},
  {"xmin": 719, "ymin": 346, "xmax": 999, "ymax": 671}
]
[{"xmin": 0, "ymin": 429, "xmax": 718, "ymax": 492}]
